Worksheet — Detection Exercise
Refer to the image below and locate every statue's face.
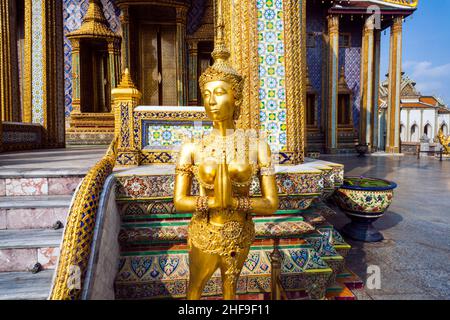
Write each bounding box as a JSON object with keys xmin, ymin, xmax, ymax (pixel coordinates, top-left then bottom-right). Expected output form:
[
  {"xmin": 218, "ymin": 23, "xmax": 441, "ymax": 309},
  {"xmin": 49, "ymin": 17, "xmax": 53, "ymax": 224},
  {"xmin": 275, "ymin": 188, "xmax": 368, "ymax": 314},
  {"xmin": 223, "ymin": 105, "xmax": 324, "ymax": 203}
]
[{"xmin": 203, "ymin": 80, "xmax": 235, "ymax": 122}]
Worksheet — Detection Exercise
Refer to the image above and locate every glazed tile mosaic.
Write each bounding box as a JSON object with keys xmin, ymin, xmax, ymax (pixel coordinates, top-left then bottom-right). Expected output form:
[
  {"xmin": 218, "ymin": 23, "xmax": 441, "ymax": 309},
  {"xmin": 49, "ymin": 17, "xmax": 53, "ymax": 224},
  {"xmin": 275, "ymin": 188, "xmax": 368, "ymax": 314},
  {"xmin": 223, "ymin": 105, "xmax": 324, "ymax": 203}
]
[
  {"xmin": 118, "ymin": 216, "xmax": 315, "ymax": 246},
  {"xmin": 142, "ymin": 121, "xmax": 212, "ymax": 149},
  {"xmin": 32, "ymin": 0, "xmax": 44, "ymax": 125},
  {"xmin": 257, "ymin": 0, "xmax": 287, "ymax": 152},
  {"xmin": 114, "ymin": 171, "xmax": 325, "ymax": 200},
  {"xmin": 115, "ymin": 244, "xmax": 332, "ymax": 299}
]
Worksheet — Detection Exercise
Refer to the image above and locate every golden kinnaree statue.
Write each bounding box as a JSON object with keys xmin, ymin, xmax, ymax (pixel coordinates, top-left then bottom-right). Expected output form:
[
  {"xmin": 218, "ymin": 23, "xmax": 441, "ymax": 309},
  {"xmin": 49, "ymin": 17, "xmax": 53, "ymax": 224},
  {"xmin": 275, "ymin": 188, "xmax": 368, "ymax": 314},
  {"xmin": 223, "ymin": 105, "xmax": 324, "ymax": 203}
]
[
  {"xmin": 437, "ymin": 129, "xmax": 450, "ymax": 154},
  {"xmin": 173, "ymin": 0, "xmax": 279, "ymax": 300}
]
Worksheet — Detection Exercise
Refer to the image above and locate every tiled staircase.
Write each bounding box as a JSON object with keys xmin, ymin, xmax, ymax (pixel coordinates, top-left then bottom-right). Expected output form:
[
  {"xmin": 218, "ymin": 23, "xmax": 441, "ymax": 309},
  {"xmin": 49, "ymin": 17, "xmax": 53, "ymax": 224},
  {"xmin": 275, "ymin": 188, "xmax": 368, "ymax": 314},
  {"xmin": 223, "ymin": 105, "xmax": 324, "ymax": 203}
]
[
  {"xmin": 0, "ymin": 173, "xmax": 84, "ymax": 299},
  {"xmin": 109, "ymin": 163, "xmax": 359, "ymax": 300}
]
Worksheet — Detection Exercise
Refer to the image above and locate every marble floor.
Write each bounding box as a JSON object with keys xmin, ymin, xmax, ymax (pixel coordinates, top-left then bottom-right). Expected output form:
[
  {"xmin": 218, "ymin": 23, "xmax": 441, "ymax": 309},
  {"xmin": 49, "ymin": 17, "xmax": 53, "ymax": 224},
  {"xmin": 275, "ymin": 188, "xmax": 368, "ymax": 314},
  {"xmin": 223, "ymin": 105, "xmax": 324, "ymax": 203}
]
[
  {"xmin": 321, "ymin": 154, "xmax": 450, "ymax": 300},
  {"xmin": 0, "ymin": 146, "xmax": 107, "ymax": 176}
]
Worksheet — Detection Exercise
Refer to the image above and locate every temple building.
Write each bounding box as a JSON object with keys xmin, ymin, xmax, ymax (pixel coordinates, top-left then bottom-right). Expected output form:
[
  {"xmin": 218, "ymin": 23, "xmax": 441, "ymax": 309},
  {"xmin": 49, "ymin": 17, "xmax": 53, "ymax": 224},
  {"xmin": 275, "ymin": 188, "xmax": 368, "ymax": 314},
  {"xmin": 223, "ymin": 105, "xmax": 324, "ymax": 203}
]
[
  {"xmin": 0, "ymin": 0, "xmax": 418, "ymax": 155},
  {"xmin": 378, "ymin": 73, "xmax": 450, "ymax": 152}
]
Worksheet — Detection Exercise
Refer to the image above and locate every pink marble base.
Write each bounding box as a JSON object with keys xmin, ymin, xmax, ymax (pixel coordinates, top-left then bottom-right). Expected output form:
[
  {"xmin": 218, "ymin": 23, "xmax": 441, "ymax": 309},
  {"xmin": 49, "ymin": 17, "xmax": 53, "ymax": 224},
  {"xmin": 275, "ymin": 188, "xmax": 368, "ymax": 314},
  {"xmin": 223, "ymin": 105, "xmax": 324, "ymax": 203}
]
[
  {"xmin": 0, "ymin": 209, "xmax": 6, "ymax": 230},
  {"xmin": 48, "ymin": 177, "xmax": 82, "ymax": 196},
  {"xmin": 0, "ymin": 179, "xmax": 5, "ymax": 196},
  {"xmin": 5, "ymin": 207, "xmax": 68, "ymax": 229},
  {"xmin": 0, "ymin": 248, "xmax": 37, "ymax": 272},
  {"xmin": 5, "ymin": 178, "xmax": 48, "ymax": 196},
  {"xmin": 38, "ymin": 247, "xmax": 60, "ymax": 269}
]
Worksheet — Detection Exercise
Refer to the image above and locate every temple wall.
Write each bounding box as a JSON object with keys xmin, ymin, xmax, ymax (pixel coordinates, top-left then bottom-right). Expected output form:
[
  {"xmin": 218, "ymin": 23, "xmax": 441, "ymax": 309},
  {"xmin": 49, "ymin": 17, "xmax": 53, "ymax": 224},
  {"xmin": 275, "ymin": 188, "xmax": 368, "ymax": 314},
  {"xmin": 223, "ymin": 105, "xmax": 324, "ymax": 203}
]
[
  {"xmin": 306, "ymin": 4, "xmax": 363, "ymax": 132},
  {"xmin": 401, "ymin": 109, "xmax": 437, "ymax": 142},
  {"xmin": 339, "ymin": 20, "xmax": 362, "ymax": 130},
  {"xmin": 306, "ymin": 5, "xmax": 325, "ymax": 127},
  {"xmin": 438, "ymin": 114, "xmax": 450, "ymax": 134}
]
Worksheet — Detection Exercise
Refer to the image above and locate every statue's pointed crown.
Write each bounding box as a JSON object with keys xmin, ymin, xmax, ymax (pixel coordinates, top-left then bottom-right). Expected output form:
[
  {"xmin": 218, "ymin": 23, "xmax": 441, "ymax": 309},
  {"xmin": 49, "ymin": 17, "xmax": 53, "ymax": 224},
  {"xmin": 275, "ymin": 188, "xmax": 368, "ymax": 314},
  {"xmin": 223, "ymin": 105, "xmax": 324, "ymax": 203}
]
[{"xmin": 199, "ymin": 0, "xmax": 243, "ymax": 91}]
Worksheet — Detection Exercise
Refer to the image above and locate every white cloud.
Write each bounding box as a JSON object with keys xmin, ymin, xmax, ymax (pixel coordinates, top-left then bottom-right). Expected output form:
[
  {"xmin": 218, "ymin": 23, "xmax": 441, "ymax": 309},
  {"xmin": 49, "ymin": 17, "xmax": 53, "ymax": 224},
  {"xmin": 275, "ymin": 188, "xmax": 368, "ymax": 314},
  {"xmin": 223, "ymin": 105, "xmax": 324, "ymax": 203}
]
[{"xmin": 403, "ymin": 60, "xmax": 450, "ymax": 102}]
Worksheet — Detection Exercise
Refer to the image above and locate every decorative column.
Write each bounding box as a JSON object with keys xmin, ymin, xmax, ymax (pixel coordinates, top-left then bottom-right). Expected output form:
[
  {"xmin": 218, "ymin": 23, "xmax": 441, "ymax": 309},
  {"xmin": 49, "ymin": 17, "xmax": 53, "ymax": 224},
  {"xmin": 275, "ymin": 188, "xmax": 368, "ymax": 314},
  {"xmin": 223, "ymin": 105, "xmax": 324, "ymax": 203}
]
[
  {"xmin": 360, "ymin": 16, "xmax": 375, "ymax": 149},
  {"xmin": 372, "ymin": 29, "xmax": 381, "ymax": 151},
  {"xmin": 188, "ymin": 41, "xmax": 198, "ymax": 105},
  {"xmin": 22, "ymin": 0, "xmax": 32, "ymax": 123},
  {"xmin": 386, "ymin": 17, "xmax": 403, "ymax": 154},
  {"xmin": 176, "ymin": 6, "xmax": 188, "ymax": 106},
  {"xmin": 107, "ymin": 39, "xmax": 121, "ymax": 91},
  {"xmin": 112, "ymin": 69, "xmax": 142, "ymax": 166},
  {"xmin": 282, "ymin": 0, "xmax": 306, "ymax": 164},
  {"xmin": 326, "ymin": 15, "xmax": 339, "ymax": 153},
  {"xmin": 0, "ymin": 0, "xmax": 21, "ymax": 122},
  {"xmin": 70, "ymin": 39, "xmax": 81, "ymax": 114},
  {"xmin": 225, "ymin": 0, "xmax": 260, "ymax": 132},
  {"xmin": 120, "ymin": 5, "xmax": 130, "ymax": 72}
]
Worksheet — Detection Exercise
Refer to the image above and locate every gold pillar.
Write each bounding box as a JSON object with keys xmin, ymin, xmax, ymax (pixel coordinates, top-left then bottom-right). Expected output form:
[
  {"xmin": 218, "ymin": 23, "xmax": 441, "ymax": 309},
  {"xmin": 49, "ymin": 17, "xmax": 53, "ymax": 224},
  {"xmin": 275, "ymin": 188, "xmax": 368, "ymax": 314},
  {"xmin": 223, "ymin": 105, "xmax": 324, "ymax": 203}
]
[
  {"xmin": 386, "ymin": 17, "xmax": 403, "ymax": 154},
  {"xmin": 176, "ymin": 6, "xmax": 188, "ymax": 106},
  {"xmin": 224, "ymin": 0, "xmax": 260, "ymax": 132},
  {"xmin": 107, "ymin": 39, "xmax": 121, "ymax": 90},
  {"xmin": 112, "ymin": 69, "xmax": 142, "ymax": 166},
  {"xmin": 372, "ymin": 29, "xmax": 381, "ymax": 151},
  {"xmin": 120, "ymin": 5, "xmax": 130, "ymax": 72},
  {"xmin": 360, "ymin": 16, "xmax": 375, "ymax": 148},
  {"xmin": 281, "ymin": 0, "xmax": 306, "ymax": 164},
  {"xmin": 22, "ymin": 0, "xmax": 32, "ymax": 123},
  {"xmin": 42, "ymin": 0, "xmax": 65, "ymax": 147},
  {"xmin": 0, "ymin": 0, "xmax": 20, "ymax": 122},
  {"xmin": 107, "ymin": 38, "xmax": 122, "ymax": 111},
  {"xmin": 188, "ymin": 41, "xmax": 198, "ymax": 105},
  {"xmin": 70, "ymin": 39, "xmax": 81, "ymax": 114},
  {"xmin": 326, "ymin": 15, "xmax": 339, "ymax": 153}
]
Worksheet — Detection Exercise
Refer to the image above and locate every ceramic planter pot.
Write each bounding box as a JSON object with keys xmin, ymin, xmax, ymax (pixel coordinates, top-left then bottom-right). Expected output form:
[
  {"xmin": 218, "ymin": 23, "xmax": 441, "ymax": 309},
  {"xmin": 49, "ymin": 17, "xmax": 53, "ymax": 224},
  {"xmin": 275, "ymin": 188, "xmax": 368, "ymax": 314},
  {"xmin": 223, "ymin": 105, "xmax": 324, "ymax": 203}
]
[
  {"xmin": 333, "ymin": 176, "xmax": 397, "ymax": 242},
  {"xmin": 355, "ymin": 144, "xmax": 369, "ymax": 157}
]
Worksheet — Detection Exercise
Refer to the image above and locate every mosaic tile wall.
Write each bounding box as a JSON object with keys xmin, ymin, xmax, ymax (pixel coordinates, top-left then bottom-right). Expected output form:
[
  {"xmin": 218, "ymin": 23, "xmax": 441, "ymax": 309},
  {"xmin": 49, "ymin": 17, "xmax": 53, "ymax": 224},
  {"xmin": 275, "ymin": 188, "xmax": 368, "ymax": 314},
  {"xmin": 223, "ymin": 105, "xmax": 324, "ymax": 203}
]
[
  {"xmin": 257, "ymin": 0, "xmax": 287, "ymax": 152},
  {"xmin": 63, "ymin": 0, "xmax": 121, "ymax": 119},
  {"xmin": 339, "ymin": 21, "xmax": 362, "ymax": 129},
  {"xmin": 306, "ymin": 5, "xmax": 325, "ymax": 127},
  {"xmin": 143, "ymin": 121, "xmax": 212, "ymax": 148},
  {"xmin": 32, "ymin": 0, "xmax": 44, "ymax": 125}
]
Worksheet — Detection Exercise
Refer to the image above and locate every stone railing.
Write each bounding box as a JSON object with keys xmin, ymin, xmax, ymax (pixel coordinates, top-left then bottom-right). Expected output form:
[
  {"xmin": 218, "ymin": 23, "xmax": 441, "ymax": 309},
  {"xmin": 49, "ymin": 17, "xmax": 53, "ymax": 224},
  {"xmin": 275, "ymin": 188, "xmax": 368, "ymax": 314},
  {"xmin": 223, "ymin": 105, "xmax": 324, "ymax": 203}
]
[{"xmin": 49, "ymin": 136, "xmax": 118, "ymax": 300}]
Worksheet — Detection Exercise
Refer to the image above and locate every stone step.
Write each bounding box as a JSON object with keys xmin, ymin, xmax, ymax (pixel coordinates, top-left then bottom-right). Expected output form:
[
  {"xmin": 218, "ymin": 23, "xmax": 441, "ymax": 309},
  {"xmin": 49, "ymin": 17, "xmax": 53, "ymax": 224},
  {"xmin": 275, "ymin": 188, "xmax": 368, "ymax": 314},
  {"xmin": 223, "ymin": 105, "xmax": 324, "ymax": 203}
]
[
  {"xmin": 0, "ymin": 229, "xmax": 63, "ymax": 272},
  {"xmin": 0, "ymin": 270, "xmax": 53, "ymax": 300},
  {"xmin": 0, "ymin": 175, "xmax": 83, "ymax": 197},
  {"xmin": 0, "ymin": 195, "xmax": 71, "ymax": 230}
]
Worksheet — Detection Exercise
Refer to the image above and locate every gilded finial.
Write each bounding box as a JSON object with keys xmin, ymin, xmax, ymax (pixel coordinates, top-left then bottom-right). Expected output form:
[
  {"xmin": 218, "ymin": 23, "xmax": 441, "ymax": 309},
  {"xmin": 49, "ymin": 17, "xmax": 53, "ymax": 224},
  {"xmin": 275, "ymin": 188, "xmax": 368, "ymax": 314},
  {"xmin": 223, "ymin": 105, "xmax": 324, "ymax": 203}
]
[
  {"xmin": 338, "ymin": 66, "xmax": 351, "ymax": 93},
  {"xmin": 211, "ymin": 0, "xmax": 230, "ymax": 62},
  {"xmin": 118, "ymin": 68, "xmax": 136, "ymax": 89}
]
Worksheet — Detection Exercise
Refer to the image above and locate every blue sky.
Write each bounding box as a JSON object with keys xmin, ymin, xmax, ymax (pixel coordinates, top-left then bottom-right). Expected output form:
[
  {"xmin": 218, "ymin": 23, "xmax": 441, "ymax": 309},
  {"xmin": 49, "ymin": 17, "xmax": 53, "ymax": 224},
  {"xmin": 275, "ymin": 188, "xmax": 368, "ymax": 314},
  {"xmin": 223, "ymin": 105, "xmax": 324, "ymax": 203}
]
[{"xmin": 380, "ymin": 0, "xmax": 450, "ymax": 104}]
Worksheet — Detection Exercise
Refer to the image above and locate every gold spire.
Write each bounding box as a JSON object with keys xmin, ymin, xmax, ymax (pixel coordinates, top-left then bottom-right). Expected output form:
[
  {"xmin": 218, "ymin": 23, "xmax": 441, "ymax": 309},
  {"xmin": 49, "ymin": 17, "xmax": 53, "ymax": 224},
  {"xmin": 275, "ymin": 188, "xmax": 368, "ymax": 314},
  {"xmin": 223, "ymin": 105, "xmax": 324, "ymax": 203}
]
[
  {"xmin": 67, "ymin": 0, "xmax": 118, "ymax": 39},
  {"xmin": 338, "ymin": 66, "xmax": 351, "ymax": 93},
  {"xmin": 199, "ymin": 0, "xmax": 243, "ymax": 92},
  {"xmin": 306, "ymin": 66, "xmax": 315, "ymax": 93},
  {"xmin": 211, "ymin": 0, "xmax": 230, "ymax": 62},
  {"xmin": 117, "ymin": 68, "xmax": 136, "ymax": 89}
]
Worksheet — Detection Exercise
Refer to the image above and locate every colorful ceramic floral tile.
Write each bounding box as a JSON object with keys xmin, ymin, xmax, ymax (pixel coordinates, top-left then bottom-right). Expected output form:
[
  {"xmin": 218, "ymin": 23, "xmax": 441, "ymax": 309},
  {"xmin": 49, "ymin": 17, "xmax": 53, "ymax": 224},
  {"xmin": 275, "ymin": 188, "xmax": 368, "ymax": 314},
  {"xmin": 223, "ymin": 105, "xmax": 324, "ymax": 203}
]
[
  {"xmin": 257, "ymin": 0, "xmax": 287, "ymax": 152},
  {"xmin": 115, "ymin": 172, "xmax": 323, "ymax": 199},
  {"xmin": 334, "ymin": 189, "xmax": 394, "ymax": 214},
  {"xmin": 119, "ymin": 217, "xmax": 315, "ymax": 246},
  {"xmin": 116, "ymin": 245, "xmax": 331, "ymax": 285}
]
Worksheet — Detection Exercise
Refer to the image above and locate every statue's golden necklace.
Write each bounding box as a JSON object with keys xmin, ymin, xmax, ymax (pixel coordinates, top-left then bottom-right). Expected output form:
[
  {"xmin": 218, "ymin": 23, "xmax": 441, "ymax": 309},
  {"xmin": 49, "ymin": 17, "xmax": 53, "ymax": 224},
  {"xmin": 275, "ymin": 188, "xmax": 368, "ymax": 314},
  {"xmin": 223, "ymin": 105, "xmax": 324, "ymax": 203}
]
[{"xmin": 192, "ymin": 131, "xmax": 258, "ymax": 190}]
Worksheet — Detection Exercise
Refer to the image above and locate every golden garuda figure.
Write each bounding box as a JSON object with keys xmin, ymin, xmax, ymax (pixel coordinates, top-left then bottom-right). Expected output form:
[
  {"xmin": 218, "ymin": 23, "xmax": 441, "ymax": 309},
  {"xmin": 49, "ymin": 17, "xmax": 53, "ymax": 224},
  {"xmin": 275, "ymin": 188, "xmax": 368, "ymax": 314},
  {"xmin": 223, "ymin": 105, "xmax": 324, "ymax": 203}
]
[
  {"xmin": 173, "ymin": 0, "xmax": 279, "ymax": 300},
  {"xmin": 437, "ymin": 129, "xmax": 450, "ymax": 154}
]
